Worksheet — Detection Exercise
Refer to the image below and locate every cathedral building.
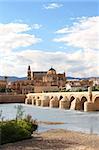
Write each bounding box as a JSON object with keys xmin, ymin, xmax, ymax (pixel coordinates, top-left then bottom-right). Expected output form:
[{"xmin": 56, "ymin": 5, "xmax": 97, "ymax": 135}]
[
  {"xmin": 10, "ymin": 66, "xmax": 66, "ymax": 94},
  {"xmin": 28, "ymin": 66, "xmax": 66, "ymax": 86}
]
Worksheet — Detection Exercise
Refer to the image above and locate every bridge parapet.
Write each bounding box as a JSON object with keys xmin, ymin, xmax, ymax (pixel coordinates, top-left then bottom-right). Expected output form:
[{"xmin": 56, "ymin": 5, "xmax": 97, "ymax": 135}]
[{"xmin": 25, "ymin": 91, "xmax": 99, "ymax": 112}]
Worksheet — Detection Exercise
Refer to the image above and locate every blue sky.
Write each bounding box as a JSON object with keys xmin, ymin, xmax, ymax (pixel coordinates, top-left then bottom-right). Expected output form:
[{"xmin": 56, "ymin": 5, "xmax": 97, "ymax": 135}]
[{"xmin": 0, "ymin": 0, "xmax": 99, "ymax": 77}]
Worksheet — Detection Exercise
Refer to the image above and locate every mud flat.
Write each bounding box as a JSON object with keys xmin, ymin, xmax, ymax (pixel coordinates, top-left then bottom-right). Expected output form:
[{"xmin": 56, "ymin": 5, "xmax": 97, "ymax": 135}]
[{"xmin": 0, "ymin": 129, "xmax": 99, "ymax": 150}]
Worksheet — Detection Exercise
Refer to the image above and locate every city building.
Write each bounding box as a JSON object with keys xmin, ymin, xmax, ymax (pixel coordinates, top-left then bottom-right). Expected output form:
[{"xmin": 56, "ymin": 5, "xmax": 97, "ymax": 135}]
[
  {"xmin": 0, "ymin": 80, "xmax": 6, "ymax": 89},
  {"xmin": 10, "ymin": 66, "xmax": 66, "ymax": 94},
  {"xmin": 65, "ymin": 79, "xmax": 93, "ymax": 92}
]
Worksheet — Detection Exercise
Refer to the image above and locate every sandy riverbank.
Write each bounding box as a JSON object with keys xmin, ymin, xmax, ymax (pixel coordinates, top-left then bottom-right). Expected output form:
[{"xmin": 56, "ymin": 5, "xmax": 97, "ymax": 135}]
[{"xmin": 0, "ymin": 129, "xmax": 99, "ymax": 150}]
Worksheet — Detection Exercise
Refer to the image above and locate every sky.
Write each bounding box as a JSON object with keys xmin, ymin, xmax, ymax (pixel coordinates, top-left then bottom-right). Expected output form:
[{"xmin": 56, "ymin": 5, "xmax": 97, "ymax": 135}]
[{"xmin": 0, "ymin": 0, "xmax": 99, "ymax": 77}]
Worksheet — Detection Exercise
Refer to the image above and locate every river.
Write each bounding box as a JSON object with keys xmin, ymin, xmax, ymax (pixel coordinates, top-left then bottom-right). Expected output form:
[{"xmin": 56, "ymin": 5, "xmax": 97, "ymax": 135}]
[{"xmin": 0, "ymin": 103, "xmax": 99, "ymax": 134}]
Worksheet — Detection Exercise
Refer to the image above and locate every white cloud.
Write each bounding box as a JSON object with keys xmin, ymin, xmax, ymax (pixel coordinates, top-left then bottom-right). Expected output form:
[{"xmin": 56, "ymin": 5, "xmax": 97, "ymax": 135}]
[
  {"xmin": 32, "ymin": 24, "xmax": 42, "ymax": 29},
  {"xmin": 0, "ymin": 19, "xmax": 99, "ymax": 78},
  {"xmin": 0, "ymin": 23, "xmax": 42, "ymax": 54},
  {"xmin": 54, "ymin": 16, "xmax": 99, "ymax": 50},
  {"xmin": 0, "ymin": 23, "xmax": 30, "ymax": 33},
  {"xmin": 1, "ymin": 49, "xmax": 99, "ymax": 77},
  {"xmin": 55, "ymin": 27, "xmax": 70, "ymax": 34},
  {"xmin": 43, "ymin": 3, "xmax": 63, "ymax": 10}
]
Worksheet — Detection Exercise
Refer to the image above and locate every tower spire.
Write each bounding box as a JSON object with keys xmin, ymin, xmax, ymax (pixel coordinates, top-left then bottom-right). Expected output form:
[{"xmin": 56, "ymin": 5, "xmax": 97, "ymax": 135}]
[{"xmin": 27, "ymin": 65, "xmax": 31, "ymax": 80}]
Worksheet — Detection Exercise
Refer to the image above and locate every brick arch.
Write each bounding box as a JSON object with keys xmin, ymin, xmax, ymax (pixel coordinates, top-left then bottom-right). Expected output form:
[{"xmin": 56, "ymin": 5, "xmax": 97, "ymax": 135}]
[
  {"xmin": 93, "ymin": 95, "xmax": 99, "ymax": 102},
  {"xmin": 80, "ymin": 96, "xmax": 87, "ymax": 110},
  {"xmin": 32, "ymin": 96, "xmax": 36, "ymax": 105},
  {"xmin": 50, "ymin": 96, "xmax": 54, "ymax": 99},
  {"xmin": 69, "ymin": 95, "xmax": 76, "ymax": 108},
  {"xmin": 69, "ymin": 95, "xmax": 76, "ymax": 101},
  {"xmin": 59, "ymin": 95, "xmax": 64, "ymax": 100},
  {"xmin": 79, "ymin": 94, "xmax": 88, "ymax": 101},
  {"xmin": 27, "ymin": 98, "xmax": 32, "ymax": 104},
  {"xmin": 93, "ymin": 96, "xmax": 99, "ymax": 111}
]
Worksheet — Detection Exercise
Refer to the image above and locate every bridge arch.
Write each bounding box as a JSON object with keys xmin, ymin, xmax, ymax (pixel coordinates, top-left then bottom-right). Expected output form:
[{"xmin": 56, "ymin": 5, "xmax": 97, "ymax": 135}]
[
  {"xmin": 93, "ymin": 95, "xmax": 99, "ymax": 102},
  {"xmin": 27, "ymin": 98, "xmax": 32, "ymax": 104},
  {"xmin": 69, "ymin": 95, "xmax": 75, "ymax": 108},
  {"xmin": 50, "ymin": 96, "xmax": 54, "ymax": 99},
  {"xmin": 59, "ymin": 95, "xmax": 63, "ymax": 100},
  {"xmin": 93, "ymin": 95, "xmax": 99, "ymax": 111},
  {"xmin": 80, "ymin": 96, "xmax": 87, "ymax": 110}
]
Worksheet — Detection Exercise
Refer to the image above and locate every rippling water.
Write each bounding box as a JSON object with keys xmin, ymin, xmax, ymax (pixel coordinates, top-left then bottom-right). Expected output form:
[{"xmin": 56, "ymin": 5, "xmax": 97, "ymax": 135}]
[{"xmin": 0, "ymin": 103, "xmax": 99, "ymax": 134}]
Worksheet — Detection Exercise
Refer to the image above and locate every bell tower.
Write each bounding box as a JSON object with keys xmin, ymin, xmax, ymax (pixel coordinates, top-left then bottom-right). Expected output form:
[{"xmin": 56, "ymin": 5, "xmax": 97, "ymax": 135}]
[{"xmin": 27, "ymin": 65, "xmax": 31, "ymax": 80}]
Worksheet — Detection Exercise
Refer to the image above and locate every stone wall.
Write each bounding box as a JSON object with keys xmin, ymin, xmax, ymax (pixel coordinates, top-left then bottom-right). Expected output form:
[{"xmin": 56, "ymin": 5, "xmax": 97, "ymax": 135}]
[{"xmin": 0, "ymin": 94, "xmax": 25, "ymax": 103}]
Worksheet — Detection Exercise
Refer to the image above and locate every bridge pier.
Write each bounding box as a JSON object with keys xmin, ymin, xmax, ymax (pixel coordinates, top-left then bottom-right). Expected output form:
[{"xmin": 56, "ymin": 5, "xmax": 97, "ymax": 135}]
[
  {"xmin": 84, "ymin": 87, "xmax": 94, "ymax": 111},
  {"xmin": 25, "ymin": 98, "xmax": 28, "ymax": 104},
  {"xmin": 32, "ymin": 97, "xmax": 36, "ymax": 105},
  {"xmin": 50, "ymin": 96, "xmax": 59, "ymax": 108},
  {"xmin": 36, "ymin": 98, "xmax": 41, "ymax": 106},
  {"xmin": 70, "ymin": 97, "xmax": 81, "ymax": 110},
  {"xmin": 41, "ymin": 96, "xmax": 50, "ymax": 107},
  {"xmin": 59, "ymin": 96, "xmax": 69, "ymax": 109},
  {"xmin": 84, "ymin": 101, "xmax": 94, "ymax": 112}
]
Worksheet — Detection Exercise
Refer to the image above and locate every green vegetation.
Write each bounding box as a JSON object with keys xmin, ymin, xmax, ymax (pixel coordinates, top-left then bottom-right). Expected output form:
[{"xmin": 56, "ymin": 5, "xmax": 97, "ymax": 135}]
[
  {"xmin": 92, "ymin": 86, "xmax": 99, "ymax": 91},
  {"xmin": 0, "ymin": 87, "xmax": 12, "ymax": 93},
  {"xmin": 0, "ymin": 87, "xmax": 6, "ymax": 93},
  {"xmin": 0, "ymin": 105, "xmax": 38, "ymax": 145}
]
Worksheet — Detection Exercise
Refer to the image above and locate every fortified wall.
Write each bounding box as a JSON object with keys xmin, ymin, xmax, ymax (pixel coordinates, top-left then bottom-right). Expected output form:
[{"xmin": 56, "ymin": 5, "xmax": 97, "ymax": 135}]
[
  {"xmin": 25, "ymin": 88, "xmax": 99, "ymax": 112},
  {"xmin": 0, "ymin": 94, "xmax": 25, "ymax": 103}
]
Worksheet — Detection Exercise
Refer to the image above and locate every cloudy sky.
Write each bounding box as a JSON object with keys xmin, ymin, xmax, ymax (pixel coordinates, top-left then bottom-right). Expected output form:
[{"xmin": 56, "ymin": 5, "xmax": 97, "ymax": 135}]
[{"xmin": 0, "ymin": 0, "xmax": 99, "ymax": 77}]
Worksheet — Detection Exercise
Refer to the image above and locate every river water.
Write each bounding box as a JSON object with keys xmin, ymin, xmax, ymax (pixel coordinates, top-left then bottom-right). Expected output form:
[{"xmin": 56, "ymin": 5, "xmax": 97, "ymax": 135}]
[{"xmin": 0, "ymin": 103, "xmax": 99, "ymax": 134}]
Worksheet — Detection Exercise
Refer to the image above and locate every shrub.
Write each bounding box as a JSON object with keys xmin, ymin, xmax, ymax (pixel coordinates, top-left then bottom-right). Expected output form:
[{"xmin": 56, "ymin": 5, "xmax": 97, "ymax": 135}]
[
  {"xmin": 17, "ymin": 119, "xmax": 37, "ymax": 134},
  {"xmin": 0, "ymin": 118, "xmax": 38, "ymax": 144},
  {"xmin": 0, "ymin": 105, "xmax": 38, "ymax": 144},
  {"xmin": 24, "ymin": 114, "xmax": 38, "ymax": 132}
]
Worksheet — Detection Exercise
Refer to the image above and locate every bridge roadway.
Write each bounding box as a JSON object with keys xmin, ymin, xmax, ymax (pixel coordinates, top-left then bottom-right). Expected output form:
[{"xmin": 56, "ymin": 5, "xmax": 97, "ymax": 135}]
[{"xmin": 25, "ymin": 90, "xmax": 99, "ymax": 112}]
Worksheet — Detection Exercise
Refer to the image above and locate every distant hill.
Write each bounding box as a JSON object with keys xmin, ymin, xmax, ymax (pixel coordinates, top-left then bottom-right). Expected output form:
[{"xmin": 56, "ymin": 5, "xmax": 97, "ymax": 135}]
[
  {"xmin": 67, "ymin": 77, "xmax": 81, "ymax": 80},
  {"xmin": 0, "ymin": 76, "xmax": 98, "ymax": 82},
  {"xmin": 67, "ymin": 77, "xmax": 90, "ymax": 80},
  {"xmin": 0, "ymin": 76, "xmax": 27, "ymax": 82},
  {"xmin": 67, "ymin": 77, "xmax": 99, "ymax": 81}
]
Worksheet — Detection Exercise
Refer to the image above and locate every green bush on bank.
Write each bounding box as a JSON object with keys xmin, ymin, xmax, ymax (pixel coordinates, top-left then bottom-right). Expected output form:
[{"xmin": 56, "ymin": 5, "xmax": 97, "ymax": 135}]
[
  {"xmin": 0, "ymin": 118, "xmax": 38, "ymax": 145},
  {"xmin": 0, "ymin": 105, "xmax": 38, "ymax": 145},
  {"xmin": 0, "ymin": 120, "xmax": 30, "ymax": 144}
]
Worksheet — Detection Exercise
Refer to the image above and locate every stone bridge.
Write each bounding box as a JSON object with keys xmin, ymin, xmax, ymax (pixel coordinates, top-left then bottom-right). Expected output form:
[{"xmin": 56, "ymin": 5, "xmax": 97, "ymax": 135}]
[{"xmin": 25, "ymin": 88, "xmax": 99, "ymax": 112}]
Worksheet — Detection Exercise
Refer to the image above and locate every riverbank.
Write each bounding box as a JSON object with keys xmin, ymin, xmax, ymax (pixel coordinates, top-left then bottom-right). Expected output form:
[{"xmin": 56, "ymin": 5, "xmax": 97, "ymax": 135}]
[{"xmin": 1, "ymin": 129, "xmax": 99, "ymax": 150}]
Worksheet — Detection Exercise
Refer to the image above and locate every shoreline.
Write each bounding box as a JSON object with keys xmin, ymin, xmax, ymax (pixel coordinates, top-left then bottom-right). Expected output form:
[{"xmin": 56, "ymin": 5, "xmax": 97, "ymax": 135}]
[
  {"xmin": 1, "ymin": 129, "xmax": 99, "ymax": 150},
  {"xmin": 38, "ymin": 120, "xmax": 65, "ymax": 125}
]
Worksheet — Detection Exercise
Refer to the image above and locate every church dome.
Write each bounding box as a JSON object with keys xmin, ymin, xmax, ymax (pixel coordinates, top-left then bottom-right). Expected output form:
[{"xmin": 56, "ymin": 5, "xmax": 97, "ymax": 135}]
[{"xmin": 47, "ymin": 67, "xmax": 56, "ymax": 75}]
